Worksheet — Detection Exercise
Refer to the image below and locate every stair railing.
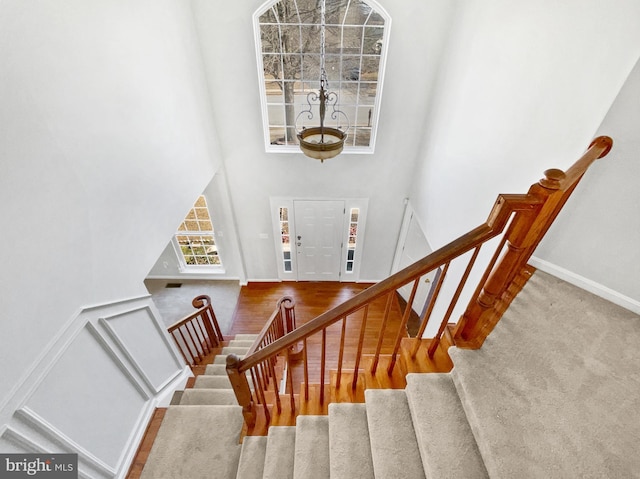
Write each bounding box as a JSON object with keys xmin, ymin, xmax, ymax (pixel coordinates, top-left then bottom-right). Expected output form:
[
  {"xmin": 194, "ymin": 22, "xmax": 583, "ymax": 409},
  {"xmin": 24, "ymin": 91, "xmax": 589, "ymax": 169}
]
[
  {"xmin": 167, "ymin": 295, "xmax": 224, "ymax": 368},
  {"xmin": 227, "ymin": 296, "xmax": 296, "ymax": 425},
  {"xmin": 452, "ymin": 136, "xmax": 613, "ymax": 346},
  {"xmin": 227, "ymin": 137, "xmax": 613, "ymax": 428}
]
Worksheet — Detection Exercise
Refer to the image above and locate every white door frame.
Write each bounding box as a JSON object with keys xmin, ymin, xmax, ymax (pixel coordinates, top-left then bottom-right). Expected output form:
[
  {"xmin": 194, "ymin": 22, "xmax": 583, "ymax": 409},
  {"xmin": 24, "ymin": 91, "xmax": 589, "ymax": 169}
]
[
  {"xmin": 270, "ymin": 197, "xmax": 369, "ymax": 281},
  {"xmin": 391, "ymin": 200, "xmax": 437, "ymax": 321}
]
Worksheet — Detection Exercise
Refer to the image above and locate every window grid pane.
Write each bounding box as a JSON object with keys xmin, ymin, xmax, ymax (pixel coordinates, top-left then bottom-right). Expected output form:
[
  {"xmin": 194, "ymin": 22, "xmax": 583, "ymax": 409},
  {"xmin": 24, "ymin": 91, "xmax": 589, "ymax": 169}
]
[
  {"xmin": 279, "ymin": 207, "xmax": 292, "ymax": 273},
  {"xmin": 346, "ymin": 207, "xmax": 359, "ymax": 273},
  {"xmin": 175, "ymin": 196, "xmax": 222, "ymax": 268},
  {"xmin": 257, "ymin": 0, "xmax": 388, "ymax": 152}
]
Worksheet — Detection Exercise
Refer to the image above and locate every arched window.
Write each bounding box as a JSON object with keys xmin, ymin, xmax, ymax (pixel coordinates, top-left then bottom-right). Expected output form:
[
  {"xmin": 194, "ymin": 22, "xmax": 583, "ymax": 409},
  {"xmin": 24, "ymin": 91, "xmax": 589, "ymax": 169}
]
[{"xmin": 254, "ymin": 0, "xmax": 390, "ymax": 154}]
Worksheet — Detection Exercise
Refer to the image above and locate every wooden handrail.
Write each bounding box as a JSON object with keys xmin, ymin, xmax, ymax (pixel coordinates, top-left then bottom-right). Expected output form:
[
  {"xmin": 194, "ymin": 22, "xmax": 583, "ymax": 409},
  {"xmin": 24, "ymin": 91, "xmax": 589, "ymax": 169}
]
[
  {"xmin": 560, "ymin": 135, "xmax": 613, "ymax": 188},
  {"xmin": 236, "ymin": 194, "xmax": 537, "ymax": 372},
  {"xmin": 167, "ymin": 295, "xmax": 223, "ymax": 368},
  {"xmin": 453, "ymin": 136, "xmax": 613, "ymax": 344},
  {"xmin": 228, "ymin": 136, "xmax": 613, "ymax": 428},
  {"xmin": 245, "ymin": 296, "xmax": 295, "ymax": 356}
]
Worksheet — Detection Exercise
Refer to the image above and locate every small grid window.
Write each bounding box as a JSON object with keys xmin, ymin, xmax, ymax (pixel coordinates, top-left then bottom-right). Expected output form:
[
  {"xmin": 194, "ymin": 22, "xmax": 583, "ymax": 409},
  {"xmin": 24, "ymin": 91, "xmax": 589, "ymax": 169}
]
[
  {"xmin": 175, "ymin": 196, "xmax": 221, "ymax": 267},
  {"xmin": 346, "ymin": 208, "xmax": 359, "ymax": 272},
  {"xmin": 279, "ymin": 207, "xmax": 293, "ymax": 272}
]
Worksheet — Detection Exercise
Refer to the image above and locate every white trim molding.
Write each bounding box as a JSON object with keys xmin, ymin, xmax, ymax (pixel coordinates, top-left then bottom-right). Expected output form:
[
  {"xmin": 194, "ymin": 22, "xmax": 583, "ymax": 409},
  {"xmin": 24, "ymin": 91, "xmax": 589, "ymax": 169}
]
[
  {"xmin": 529, "ymin": 256, "xmax": 640, "ymax": 315},
  {"xmin": 99, "ymin": 306, "xmax": 184, "ymax": 395},
  {"xmin": 15, "ymin": 408, "xmax": 116, "ymax": 477},
  {"xmin": 0, "ymin": 295, "xmax": 186, "ymax": 479}
]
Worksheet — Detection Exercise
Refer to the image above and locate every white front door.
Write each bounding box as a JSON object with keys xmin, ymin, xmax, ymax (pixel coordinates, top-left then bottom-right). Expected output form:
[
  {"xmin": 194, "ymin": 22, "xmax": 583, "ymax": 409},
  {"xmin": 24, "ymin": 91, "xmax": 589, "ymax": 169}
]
[{"xmin": 294, "ymin": 200, "xmax": 345, "ymax": 281}]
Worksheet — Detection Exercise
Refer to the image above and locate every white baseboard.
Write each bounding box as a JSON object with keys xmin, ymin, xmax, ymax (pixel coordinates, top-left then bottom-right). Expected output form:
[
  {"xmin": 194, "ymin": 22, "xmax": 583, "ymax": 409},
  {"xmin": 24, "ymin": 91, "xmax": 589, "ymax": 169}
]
[
  {"xmin": 529, "ymin": 256, "xmax": 640, "ymax": 315},
  {"xmin": 153, "ymin": 366, "xmax": 192, "ymax": 408},
  {"xmin": 245, "ymin": 278, "xmax": 282, "ymax": 283},
  {"xmin": 145, "ymin": 274, "xmax": 241, "ymax": 281},
  {"xmin": 114, "ymin": 366, "xmax": 193, "ymax": 479},
  {"xmin": 1, "ymin": 295, "xmax": 191, "ymax": 479}
]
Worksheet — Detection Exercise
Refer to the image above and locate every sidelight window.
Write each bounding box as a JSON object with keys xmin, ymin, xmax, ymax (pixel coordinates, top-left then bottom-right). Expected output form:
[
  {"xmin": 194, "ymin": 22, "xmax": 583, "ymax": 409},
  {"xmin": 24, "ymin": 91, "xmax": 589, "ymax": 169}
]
[
  {"xmin": 345, "ymin": 207, "xmax": 359, "ymax": 273},
  {"xmin": 279, "ymin": 207, "xmax": 293, "ymax": 272}
]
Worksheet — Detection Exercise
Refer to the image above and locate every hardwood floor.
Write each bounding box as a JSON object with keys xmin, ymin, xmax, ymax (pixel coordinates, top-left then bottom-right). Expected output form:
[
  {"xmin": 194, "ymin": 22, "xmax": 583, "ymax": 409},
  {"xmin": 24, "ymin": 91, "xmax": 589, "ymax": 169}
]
[
  {"xmin": 229, "ymin": 281, "xmax": 381, "ymax": 336},
  {"xmin": 229, "ymin": 281, "xmax": 407, "ymax": 386}
]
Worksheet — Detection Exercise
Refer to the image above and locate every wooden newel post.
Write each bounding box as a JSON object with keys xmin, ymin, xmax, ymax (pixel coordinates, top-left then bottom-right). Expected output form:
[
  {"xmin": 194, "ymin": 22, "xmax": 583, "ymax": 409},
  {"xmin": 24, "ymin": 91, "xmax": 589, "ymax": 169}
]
[
  {"xmin": 455, "ymin": 131, "xmax": 613, "ymax": 347},
  {"xmin": 226, "ymin": 354, "xmax": 256, "ymax": 428},
  {"xmin": 277, "ymin": 296, "xmax": 296, "ymax": 334},
  {"xmin": 279, "ymin": 296, "xmax": 304, "ymax": 359},
  {"xmin": 455, "ymin": 169, "xmax": 568, "ymax": 348}
]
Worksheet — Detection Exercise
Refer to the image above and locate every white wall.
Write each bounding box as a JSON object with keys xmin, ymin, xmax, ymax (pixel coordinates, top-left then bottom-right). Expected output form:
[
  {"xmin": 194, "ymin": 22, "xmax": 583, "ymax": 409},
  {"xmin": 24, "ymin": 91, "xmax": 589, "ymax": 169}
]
[
  {"xmin": 190, "ymin": 0, "xmax": 456, "ymax": 282},
  {"xmin": 0, "ymin": 0, "xmax": 220, "ymax": 475},
  {"xmin": 408, "ymin": 0, "xmax": 640, "ymax": 313},
  {"xmin": 532, "ymin": 57, "xmax": 640, "ymax": 313}
]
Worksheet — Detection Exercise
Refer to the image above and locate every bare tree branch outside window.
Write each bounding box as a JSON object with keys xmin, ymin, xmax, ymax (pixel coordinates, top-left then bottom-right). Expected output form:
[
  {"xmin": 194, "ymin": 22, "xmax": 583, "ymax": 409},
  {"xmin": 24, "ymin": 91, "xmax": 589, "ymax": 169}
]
[{"xmin": 257, "ymin": 0, "xmax": 388, "ymax": 149}]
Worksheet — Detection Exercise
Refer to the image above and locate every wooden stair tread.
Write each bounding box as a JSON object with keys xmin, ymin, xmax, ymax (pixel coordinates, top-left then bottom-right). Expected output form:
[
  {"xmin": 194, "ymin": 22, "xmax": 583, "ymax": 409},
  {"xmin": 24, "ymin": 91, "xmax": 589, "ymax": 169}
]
[
  {"xmin": 330, "ymin": 370, "xmax": 366, "ymax": 403},
  {"xmin": 399, "ymin": 338, "xmax": 454, "ymax": 374}
]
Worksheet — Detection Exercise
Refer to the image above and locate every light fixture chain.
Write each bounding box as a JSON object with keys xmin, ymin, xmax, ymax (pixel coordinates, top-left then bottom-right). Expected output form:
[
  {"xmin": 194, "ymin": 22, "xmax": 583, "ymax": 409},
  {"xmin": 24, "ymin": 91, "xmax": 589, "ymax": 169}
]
[
  {"xmin": 320, "ymin": 0, "xmax": 326, "ymax": 80},
  {"xmin": 294, "ymin": 0, "xmax": 349, "ymax": 161}
]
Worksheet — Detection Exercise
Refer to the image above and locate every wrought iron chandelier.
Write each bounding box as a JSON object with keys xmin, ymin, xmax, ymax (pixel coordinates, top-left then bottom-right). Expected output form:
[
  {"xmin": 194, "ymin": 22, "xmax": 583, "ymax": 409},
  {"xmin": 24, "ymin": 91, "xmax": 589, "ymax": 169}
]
[{"xmin": 296, "ymin": 0, "xmax": 349, "ymax": 162}]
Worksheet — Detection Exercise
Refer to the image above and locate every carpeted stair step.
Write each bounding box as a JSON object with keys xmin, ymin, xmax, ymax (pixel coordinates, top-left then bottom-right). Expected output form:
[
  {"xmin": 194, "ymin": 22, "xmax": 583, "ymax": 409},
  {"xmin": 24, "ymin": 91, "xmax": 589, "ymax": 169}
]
[
  {"xmin": 405, "ymin": 373, "xmax": 488, "ymax": 479},
  {"xmin": 228, "ymin": 339, "xmax": 256, "ymax": 348},
  {"xmin": 328, "ymin": 403, "xmax": 375, "ymax": 479},
  {"xmin": 293, "ymin": 415, "xmax": 330, "ymax": 479},
  {"xmin": 263, "ymin": 426, "xmax": 296, "ymax": 479},
  {"xmin": 204, "ymin": 356, "xmax": 254, "ymax": 389},
  {"xmin": 179, "ymin": 388, "xmax": 238, "ymax": 405},
  {"xmin": 214, "ymin": 354, "xmax": 245, "ymax": 364},
  {"xmin": 221, "ymin": 346, "xmax": 252, "ymax": 356},
  {"xmin": 205, "ymin": 363, "xmax": 254, "ymax": 381},
  {"xmin": 233, "ymin": 334, "xmax": 259, "ymax": 341},
  {"xmin": 205, "ymin": 363, "xmax": 228, "ymax": 375},
  {"xmin": 194, "ymin": 375, "xmax": 232, "ymax": 389},
  {"xmin": 140, "ymin": 405, "xmax": 243, "ymax": 479},
  {"xmin": 169, "ymin": 390, "xmax": 183, "ymax": 405},
  {"xmin": 448, "ymin": 270, "xmax": 640, "ymax": 478},
  {"xmin": 235, "ymin": 435, "xmax": 267, "ymax": 479},
  {"xmin": 365, "ymin": 389, "xmax": 426, "ymax": 479}
]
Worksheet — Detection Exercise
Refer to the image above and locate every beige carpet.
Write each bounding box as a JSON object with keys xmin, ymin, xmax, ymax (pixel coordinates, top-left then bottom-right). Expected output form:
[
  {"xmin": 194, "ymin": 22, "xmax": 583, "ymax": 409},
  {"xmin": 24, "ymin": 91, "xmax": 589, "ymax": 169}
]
[
  {"xmin": 145, "ymin": 279, "xmax": 240, "ymax": 333},
  {"xmin": 140, "ymin": 405, "xmax": 243, "ymax": 479},
  {"xmin": 450, "ymin": 270, "xmax": 640, "ymax": 478}
]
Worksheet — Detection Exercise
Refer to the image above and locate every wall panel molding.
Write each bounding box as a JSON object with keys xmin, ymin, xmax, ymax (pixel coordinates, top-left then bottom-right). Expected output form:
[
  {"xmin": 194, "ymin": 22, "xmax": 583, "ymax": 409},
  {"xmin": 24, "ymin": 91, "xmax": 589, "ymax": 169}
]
[
  {"xmin": 1, "ymin": 426, "xmax": 41, "ymax": 453},
  {"xmin": 15, "ymin": 408, "xmax": 116, "ymax": 477},
  {"xmin": 1, "ymin": 295, "xmax": 184, "ymax": 478},
  {"xmin": 85, "ymin": 322, "xmax": 151, "ymax": 400},
  {"xmin": 99, "ymin": 305, "xmax": 184, "ymax": 395}
]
